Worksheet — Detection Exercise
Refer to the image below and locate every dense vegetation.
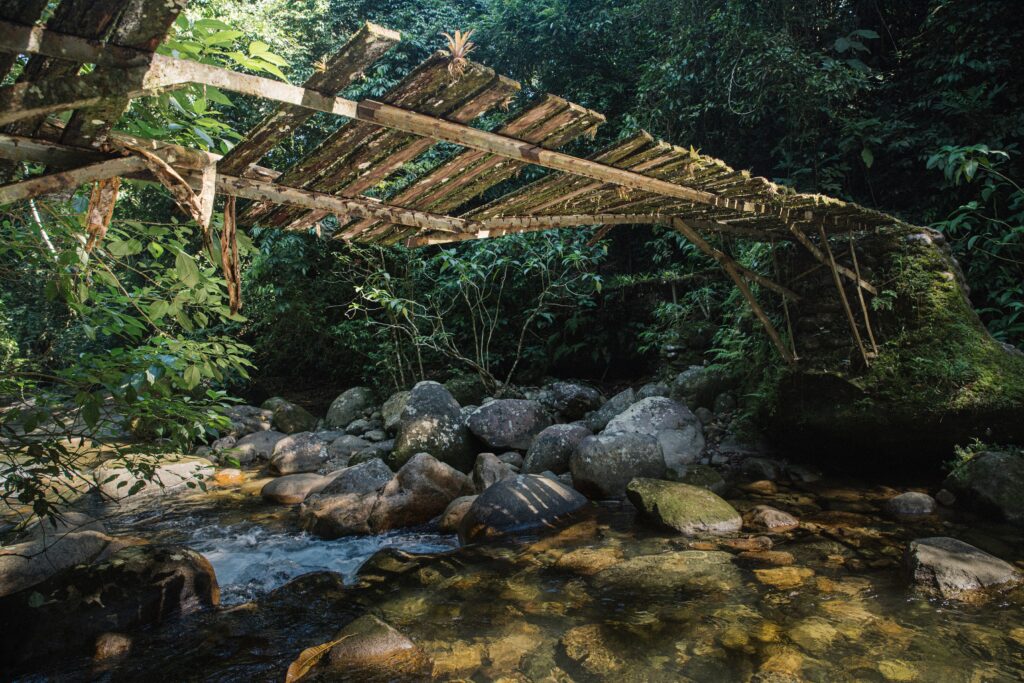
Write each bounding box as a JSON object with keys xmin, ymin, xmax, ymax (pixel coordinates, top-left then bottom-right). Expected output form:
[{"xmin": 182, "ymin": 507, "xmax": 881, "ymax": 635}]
[{"xmin": 2, "ymin": 0, "xmax": 1023, "ymax": 514}]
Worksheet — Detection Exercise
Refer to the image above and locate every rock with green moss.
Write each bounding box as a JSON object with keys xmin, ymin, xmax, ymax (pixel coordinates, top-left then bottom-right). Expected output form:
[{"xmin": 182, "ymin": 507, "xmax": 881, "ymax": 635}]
[
  {"xmin": 626, "ymin": 478, "xmax": 741, "ymax": 535},
  {"xmin": 762, "ymin": 227, "xmax": 1024, "ymax": 466},
  {"xmin": 671, "ymin": 464, "xmax": 727, "ymax": 494},
  {"xmin": 944, "ymin": 451, "xmax": 1024, "ymax": 526}
]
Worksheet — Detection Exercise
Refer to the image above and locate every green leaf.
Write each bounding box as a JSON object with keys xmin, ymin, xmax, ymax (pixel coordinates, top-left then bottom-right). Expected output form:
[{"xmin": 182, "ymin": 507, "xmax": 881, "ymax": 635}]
[
  {"xmin": 861, "ymin": 147, "xmax": 874, "ymax": 168},
  {"xmin": 184, "ymin": 365, "xmax": 202, "ymax": 389},
  {"xmin": 175, "ymin": 250, "xmax": 201, "ymax": 287},
  {"xmin": 107, "ymin": 238, "xmax": 143, "ymax": 257}
]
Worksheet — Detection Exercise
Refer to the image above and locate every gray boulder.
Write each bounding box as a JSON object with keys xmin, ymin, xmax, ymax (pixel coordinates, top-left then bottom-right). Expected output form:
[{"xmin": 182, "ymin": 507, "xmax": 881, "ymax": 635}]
[
  {"xmin": 263, "ymin": 397, "xmax": 317, "ymax": 434},
  {"xmin": 538, "ymin": 381, "xmax": 604, "ymax": 421},
  {"xmin": 325, "ymin": 387, "xmax": 374, "ymax": 429},
  {"xmin": 636, "ymin": 382, "xmax": 670, "ymax": 400},
  {"xmin": 319, "ymin": 458, "xmax": 394, "ymax": 496},
  {"xmin": 391, "ymin": 381, "xmax": 477, "ymax": 472},
  {"xmin": 0, "ymin": 530, "xmax": 119, "ymax": 598},
  {"xmin": 458, "ymin": 474, "xmax": 589, "ymax": 543},
  {"xmin": 657, "ymin": 426, "xmax": 705, "ymax": 475},
  {"xmin": 603, "ymin": 396, "xmax": 697, "ymax": 437},
  {"xmin": 673, "ymin": 464, "xmax": 728, "ymax": 495},
  {"xmin": 626, "ymin": 478, "xmax": 742, "ymax": 536},
  {"xmin": 944, "ymin": 451, "xmax": 1024, "ymax": 526},
  {"xmin": 269, "ymin": 432, "xmax": 328, "ymax": 475},
  {"xmin": 570, "ymin": 433, "xmax": 665, "ymax": 498},
  {"xmin": 381, "ymin": 390, "xmax": 410, "ymax": 433},
  {"xmin": 584, "ymin": 387, "xmax": 635, "ymax": 432},
  {"xmin": 670, "ymin": 365, "xmax": 728, "ymax": 409},
  {"xmin": 225, "ymin": 404, "xmax": 273, "ymax": 437},
  {"xmin": 231, "ymin": 430, "xmax": 286, "ymax": 465},
  {"xmin": 739, "ymin": 457, "xmax": 782, "ymax": 481},
  {"xmin": 904, "ymin": 537, "xmax": 1021, "ymax": 600},
  {"xmin": 95, "ymin": 456, "xmax": 214, "ymax": 501},
  {"xmin": 439, "ymin": 495, "xmax": 477, "ymax": 532},
  {"xmin": 472, "ymin": 452, "xmax": 516, "ymax": 493},
  {"xmin": 466, "ymin": 399, "xmax": 552, "ymax": 451},
  {"xmin": 885, "ymin": 491, "xmax": 937, "ymax": 517},
  {"xmin": 324, "ymin": 434, "xmax": 372, "ymax": 469},
  {"xmin": 523, "ymin": 423, "xmax": 591, "ymax": 474},
  {"xmin": 350, "ymin": 439, "xmax": 394, "ymax": 466},
  {"xmin": 497, "ymin": 451, "xmax": 524, "ymax": 469}
]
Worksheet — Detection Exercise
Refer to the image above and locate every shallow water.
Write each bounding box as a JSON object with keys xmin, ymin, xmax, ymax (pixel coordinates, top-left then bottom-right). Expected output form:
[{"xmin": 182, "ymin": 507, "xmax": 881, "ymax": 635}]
[{"xmin": 17, "ymin": 476, "xmax": 1024, "ymax": 681}]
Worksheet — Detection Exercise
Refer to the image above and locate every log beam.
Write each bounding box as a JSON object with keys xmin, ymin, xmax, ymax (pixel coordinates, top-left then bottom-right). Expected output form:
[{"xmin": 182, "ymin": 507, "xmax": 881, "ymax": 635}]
[
  {"xmin": 787, "ymin": 221, "xmax": 877, "ymax": 295},
  {"xmin": 0, "ymin": 156, "xmax": 146, "ymax": 204}
]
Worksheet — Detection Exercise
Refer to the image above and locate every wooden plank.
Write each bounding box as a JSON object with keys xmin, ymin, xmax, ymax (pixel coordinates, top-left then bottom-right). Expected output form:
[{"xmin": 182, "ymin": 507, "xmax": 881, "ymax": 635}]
[
  {"xmin": 819, "ymin": 223, "xmax": 870, "ymax": 366},
  {"xmin": 787, "ymin": 220, "xmax": 877, "ymax": 294},
  {"xmin": 219, "ymin": 22, "xmax": 400, "ymax": 175},
  {"xmin": 0, "ymin": 156, "xmax": 146, "ymax": 204},
  {"xmin": 61, "ymin": 0, "xmax": 187, "ymax": 148}
]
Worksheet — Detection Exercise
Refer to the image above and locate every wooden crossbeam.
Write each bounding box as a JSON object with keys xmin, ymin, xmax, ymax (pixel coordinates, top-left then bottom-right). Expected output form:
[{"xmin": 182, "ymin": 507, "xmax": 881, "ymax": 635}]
[
  {"xmin": 671, "ymin": 218, "xmax": 795, "ymax": 364},
  {"xmin": 787, "ymin": 221, "xmax": 877, "ymax": 295},
  {"xmin": 0, "ymin": 157, "xmax": 146, "ymax": 204},
  {"xmin": 819, "ymin": 223, "xmax": 871, "ymax": 367}
]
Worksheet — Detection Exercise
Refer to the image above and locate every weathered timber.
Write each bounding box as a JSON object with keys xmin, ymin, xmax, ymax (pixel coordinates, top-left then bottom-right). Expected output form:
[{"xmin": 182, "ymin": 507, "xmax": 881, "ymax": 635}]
[
  {"xmin": 0, "ymin": 0, "xmax": 48, "ymax": 80},
  {"xmin": 219, "ymin": 22, "xmax": 400, "ymax": 175},
  {"xmin": 0, "ymin": 156, "xmax": 146, "ymax": 204},
  {"xmin": 61, "ymin": 0, "xmax": 187, "ymax": 149},
  {"xmin": 787, "ymin": 220, "xmax": 877, "ymax": 294},
  {"xmin": 819, "ymin": 223, "xmax": 871, "ymax": 367}
]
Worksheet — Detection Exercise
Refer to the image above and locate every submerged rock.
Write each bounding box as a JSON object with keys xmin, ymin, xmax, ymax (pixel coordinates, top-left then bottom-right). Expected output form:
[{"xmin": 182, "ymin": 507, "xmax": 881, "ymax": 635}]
[
  {"xmin": 326, "ymin": 614, "xmax": 426, "ymax": 674},
  {"xmin": 904, "ymin": 537, "xmax": 1020, "ymax": 600},
  {"xmin": 391, "ymin": 381, "xmax": 477, "ymax": 472},
  {"xmin": 325, "ymin": 386, "xmax": 374, "ymax": 429},
  {"xmin": 944, "ymin": 451, "xmax": 1024, "ymax": 526},
  {"xmin": 458, "ymin": 474, "xmax": 589, "ymax": 543},
  {"xmin": 523, "ymin": 423, "xmax": 591, "ymax": 474},
  {"xmin": 626, "ymin": 478, "xmax": 742, "ymax": 536},
  {"xmin": 466, "ymin": 399, "xmax": 552, "ymax": 451},
  {"xmin": 592, "ymin": 550, "xmax": 741, "ymax": 593},
  {"xmin": 571, "ymin": 433, "xmax": 665, "ymax": 498},
  {"xmin": 269, "ymin": 432, "xmax": 328, "ymax": 475},
  {"xmin": 0, "ymin": 544, "xmax": 217, "ymax": 668}
]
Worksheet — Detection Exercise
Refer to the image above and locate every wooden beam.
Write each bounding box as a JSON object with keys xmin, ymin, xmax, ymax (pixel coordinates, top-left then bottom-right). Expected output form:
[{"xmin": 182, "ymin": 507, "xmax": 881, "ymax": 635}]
[
  {"xmin": 849, "ymin": 237, "xmax": 878, "ymax": 354},
  {"xmin": 787, "ymin": 221, "xmax": 877, "ymax": 295},
  {"xmin": 819, "ymin": 224, "xmax": 870, "ymax": 367},
  {"xmin": 0, "ymin": 156, "xmax": 146, "ymax": 204},
  {"xmin": 671, "ymin": 218, "xmax": 795, "ymax": 364},
  {"xmin": 0, "ymin": 0, "xmax": 49, "ymax": 79}
]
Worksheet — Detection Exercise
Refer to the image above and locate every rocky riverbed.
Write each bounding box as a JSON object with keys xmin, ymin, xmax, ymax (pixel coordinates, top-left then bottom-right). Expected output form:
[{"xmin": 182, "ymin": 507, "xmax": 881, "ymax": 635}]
[{"xmin": 2, "ymin": 370, "xmax": 1023, "ymax": 681}]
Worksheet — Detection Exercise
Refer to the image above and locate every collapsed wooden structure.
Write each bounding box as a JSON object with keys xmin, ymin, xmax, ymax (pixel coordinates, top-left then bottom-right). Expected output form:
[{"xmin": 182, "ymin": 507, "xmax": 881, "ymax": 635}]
[{"xmin": 0, "ymin": 0, "xmax": 903, "ymax": 366}]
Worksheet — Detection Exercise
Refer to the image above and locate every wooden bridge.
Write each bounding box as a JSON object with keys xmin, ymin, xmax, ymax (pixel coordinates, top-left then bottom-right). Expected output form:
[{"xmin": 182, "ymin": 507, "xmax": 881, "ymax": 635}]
[{"xmin": 0, "ymin": 0, "xmax": 899, "ymax": 366}]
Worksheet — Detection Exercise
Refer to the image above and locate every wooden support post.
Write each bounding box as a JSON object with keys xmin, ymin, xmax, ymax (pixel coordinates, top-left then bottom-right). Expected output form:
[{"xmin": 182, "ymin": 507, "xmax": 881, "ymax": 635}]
[
  {"xmin": 671, "ymin": 218, "xmax": 795, "ymax": 365},
  {"xmin": 787, "ymin": 220, "xmax": 877, "ymax": 295},
  {"xmin": 818, "ymin": 224, "xmax": 870, "ymax": 367},
  {"xmin": 770, "ymin": 241, "xmax": 799, "ymax": 360}
]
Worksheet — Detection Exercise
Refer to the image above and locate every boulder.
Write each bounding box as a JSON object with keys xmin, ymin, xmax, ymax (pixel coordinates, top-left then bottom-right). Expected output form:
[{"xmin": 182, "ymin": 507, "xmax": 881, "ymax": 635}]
[
  {"xmin": 466, "ymin": 399, "xmax": 552, "ymax": 451},
  {"xmin": 225, "ymin": 404, "xmax": 273, "ymax": 437},
  {"xmin": 885, "ymin": 491, "xmax": 937, "ymax": 517},
  {"xmin": 584, "ymin": 387, "xmax": 635, "ymax": 432},
  {"xmin": 325, "ymin": 387, "xmax": 374, "ymax": 429},
  {"xmin": 94, "ymin": 456, "xmax": 214, "ymax": 501},
  {"xmin": 230, "ymin": 430, "xmax": 286, "ymax": 465},
  {"xmin": 261, "ymin": 473, "xmax": 335, "ymax": 504},
  {"xmin": 538, "ymin": 381, "xmax": 604, "ymax": 421},
  {"xmin": 626, "ymin": 478, "xmax": 742, "ymax": 536},
  {"xmin": 674, "ymin": 464, "xmax": 728, "ymax": 495},
  {"xmin": 0, "ymin": 530, "xmax": 117, "ymax": 598},
  {"xmin": 363, "ymin": 429, "xmax": 387, "ymax": 442},
  {"xmin": 263, "ymin": 397, "xmax": 317, "ymax": 434},
  {"xmin": 327, "ymin": 614, "xmax": 425, "ymax": 674},
  {"xmin": 269, "ymin": 432, "xmax": 328, "ymax": 475},
  {"xmin": 318, "ymin": 459, "xmax": 394, "ymax": 496},
  {"xmin": 603, "ymin": 396, "xmax": 697, "ymax": 437},
  {"xmin": 670, "ymin": 365, "xmax": 728, "ymax": 409},
  {"xmin": 657, "ymin": 425, "xmax": 705, "ymax": 475},
  {"xmin": 571, "ymin": 433, "xmax": 665, "ymax": 498},
  {"xmin": 636, "ymin": 382, "xmax": 670, "ymax": 400},
  {"xmin": 744, "ymin": 505, "xmax": 799, "ymax": 531},
  {"xmin": 350, "ymin": 439, "xmax": 394, "ymax": 466},
  {"xmin": 301, "ymin": 454, "xmax": 466, "ymax": 538},
  {"xmin": 739, "ymin": 457, "xmax": 782, "ymax": 481},
  {"xmin": 439, "ymin": 495, "xmax": 477, "ymax": 532},
  {"xmin": 444, "ymin": 374, "xmax": 488, "ymax": 406},
  {"xmin": 472, "ymin": 452, "xmax": 516, "ymax": 493},
  {"xmin": 713, "ymin": 392, "xmax": 737, "ymax": 413},
  {"xmin": 346, "ymin": 418, "xmax": 381, "ymax": 436},
  {"xmin": 944, "ymin": 451, "xmax": 1024, "ymax": 526},
  {"xmin": 0, "ymin": 544, "xmax": 217, "ymax": 668},
  {"xmin": 497, "ymin": 451, "xmax": 524, "ymax": 469},
  {"xmin": 391, "ymin": 381, "xmax": 477, "ymax": 472},
  {"xmin": 322, "ymin": 434, "xmax": 371, "ymax": 470},
  {"xmin": 904, "ymin": 537, "xmax": 1021, "ymax": 600},
  {"xmin": 694, "ymin": 407, "xmax": 714, "ymax": 425},
  {"xmin": 458, "ymin": 474, "xmax": 589, "ymax": 543},
  {"xmin": 381, "ymin": 390, "xmax": 410, "ymax": 433},
  {"xmin": 523, "ymin": 423, "xmax": 591, "ymax": 474}
]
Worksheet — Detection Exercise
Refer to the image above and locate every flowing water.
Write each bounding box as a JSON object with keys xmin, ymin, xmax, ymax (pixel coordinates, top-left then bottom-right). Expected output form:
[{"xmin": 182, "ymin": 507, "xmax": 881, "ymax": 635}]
[{"xmin": 16, "ymin": 474, "xmax": 1024, "ymax": 681}]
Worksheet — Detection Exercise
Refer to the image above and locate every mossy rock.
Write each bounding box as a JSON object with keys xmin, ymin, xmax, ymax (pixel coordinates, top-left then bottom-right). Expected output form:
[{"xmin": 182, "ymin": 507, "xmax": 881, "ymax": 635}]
[
  {"xmin": 626, "ymin": 478, "xmax": 741, "ymax": 535},
  {"xmin": 760, "ymin": 227, "xmax": 1024, "ymax": 469}
]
